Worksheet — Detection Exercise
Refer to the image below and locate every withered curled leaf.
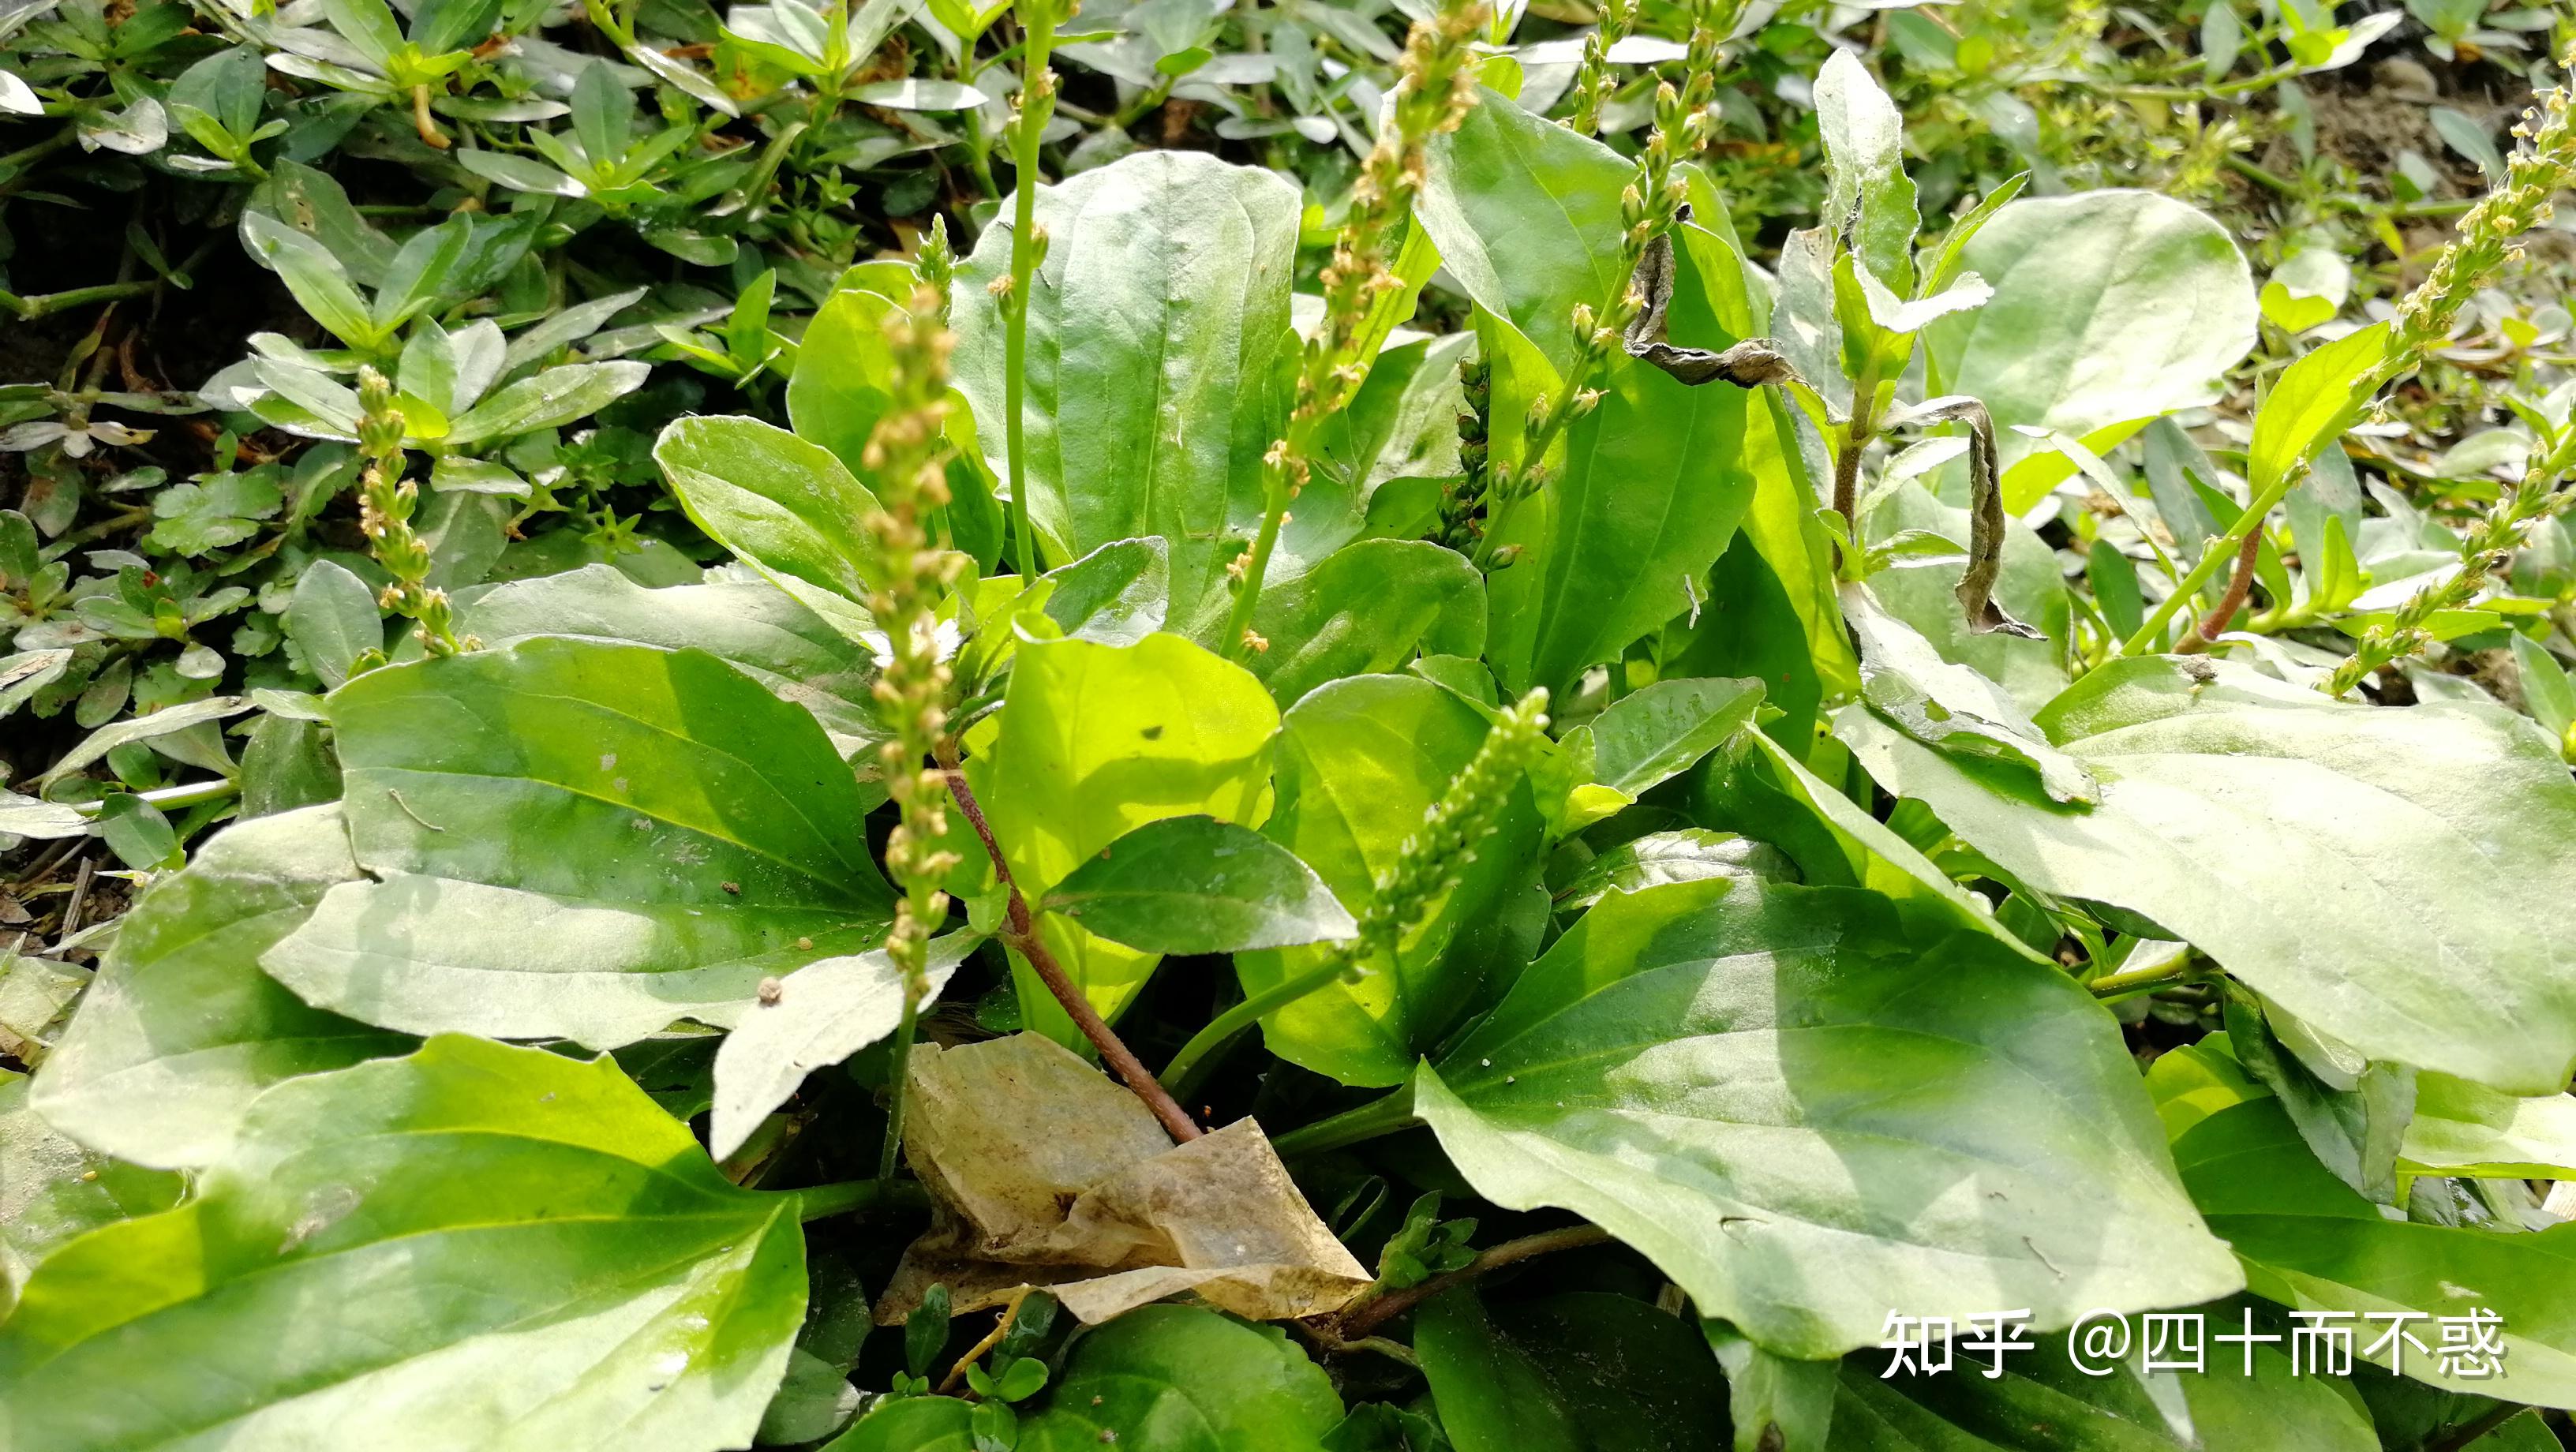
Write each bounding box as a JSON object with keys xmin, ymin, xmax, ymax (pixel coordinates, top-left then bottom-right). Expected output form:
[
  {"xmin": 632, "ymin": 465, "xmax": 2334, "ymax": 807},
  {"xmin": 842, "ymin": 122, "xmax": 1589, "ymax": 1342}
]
[{"xmin": 878, "ymin": 1034, "xmax": 1371, "ymax": 1326}]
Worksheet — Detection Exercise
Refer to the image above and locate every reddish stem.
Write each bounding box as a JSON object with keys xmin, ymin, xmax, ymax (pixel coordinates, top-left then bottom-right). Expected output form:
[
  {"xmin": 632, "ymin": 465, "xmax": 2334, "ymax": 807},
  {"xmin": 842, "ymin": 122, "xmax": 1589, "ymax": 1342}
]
[
  {"xmin": 938, "ymin": 747, "xmax": 1203, "ymax": 1143},
  {"xmin": 2180, "ymin": 529, "xmax": 2263, "ymax": 653}
]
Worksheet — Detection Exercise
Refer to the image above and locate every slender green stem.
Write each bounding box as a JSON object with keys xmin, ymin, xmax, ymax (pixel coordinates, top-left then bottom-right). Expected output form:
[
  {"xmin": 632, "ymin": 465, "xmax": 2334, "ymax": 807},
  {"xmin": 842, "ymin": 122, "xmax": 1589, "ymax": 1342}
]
[
  {"xmin": 878, "ymin": 989, "xmax": 919, "ymax": 1177},
  {"xmin": 2085, "ymin": 956, "xmax": 2199, "ymax": 999},
  {"xmin": 1160, "ymin": 953, "xmax": 1353, "ymax": 1098},
  {"xmin": 5, "ymin": 279, "xmax": 161, "ymax": 321},
  {"xmin": 1271, "ymin": 1086, "xmax": 1418, "ymax": 1157},
  {"xmin": 2105, "ymin": 59, "xmax": 2301, "ymax": 101},
  {"xmin": 1336, "ymin": 1225, "xmax": 1615, "ymax": 1337},
  {"xmin": 1219, "ymin": 414, "xmax": 1316, "ymax": 658},
  {"xmin": 794, "ymin": 1177, "xmax": 931, "ymax": 1222},
  {"xmin": 2221, "ymin": 152, "xmax": 2298, "ymax": 196},
  {"xmin": 2116, "ymin": 481, "xmax": 2290, "ymax": 657},
  {"xmin": 1002, "ymin": 0, "xmax": 1060, "ymax": 583}
]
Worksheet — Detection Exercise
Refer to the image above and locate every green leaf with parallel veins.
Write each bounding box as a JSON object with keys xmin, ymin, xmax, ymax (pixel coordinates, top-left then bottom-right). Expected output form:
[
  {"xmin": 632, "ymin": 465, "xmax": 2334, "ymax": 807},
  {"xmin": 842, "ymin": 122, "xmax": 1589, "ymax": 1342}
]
[
  {"xmin": 787, "ymin": 280, "xmax": 903, "ymax": 479},
  {"xmin": 1486, "ymin": 223, "xmax": 1758, "ymax": 696},
  {"xmin": 1843, "ymin": 583, "xmax": 2095, "ymax": 804},
  {"xmin": 2, "ymin": 1072, "xmax": 185, "ymax": 1311},
  {"xmin": 2402, "ymin": 1074, "xmax": 2576, "ymax": 1179},
  {"xmin": 1417, "ymin": 1290, "xmax": 1730, "ymax": 1452},
  {"xmin": 708, "ymin": 931, "xmax": 977, "ymax": 1159},
  {"xmin": 456, "ymin": 563, "xmax": 889, "ymax": 762},
  {"xmin": 822, "ymin": 1396, "xmax": 975, "ymax": 1450},
  {"xmin": 953, "ymin": 151, "xmax": 1300, "ymax": 625},
  {"xmin": 287, "ymin": 558, "xmax": 386, "ymax": 690},
  {"xmin": 264, "ymin": 638, "xmax": 893, "ymax": 1048},
  {"xmin": 1837, "ymin": 656, "xmax": 2576, "ymax": 1094},
  {"xmin": 0, "ymin": 1035, "xmax": 808, "ymax": 1452},
  {"xmin": 2247, "ymin": 323, "xmax": 2389, "ymax": 503},
  {"xmin": 1418, "ymin": 91, "xmax": 1631, "ymax": 380},
  {"xmin": 1842, "ymin": 1314, "xmax": 2378, "ymax": 1451},
  {"xmin": 1050, "ymin": 815, "xmax": 1355, "ymax": 954},
  {"xmin": 1580, "ymin": 675, "xmax": 1765, "ymax": 798},
  {"xmin": 1923, "ymin": 192, "xmax": 2257, "ymax": 511},
  {"xmin": 32, "ymin": 805, "xmax": 411, "ymax": 1169},
  {"xmin": 1813, "ymin": 51, "xmax": 1919, "ymax": 290},
  {"xmin": 654, "ymin": 414, "xmax": 886, "ymax": 623},
  {"xmin": 1015, "ymin": 1304, "xmax": 1342, "ymax": 1452},
  {"xmin": 1245, "ymin": 538, "xmax": 1486, "ymax": 708},
  {"xmin": 961, "ymin": 633, "xmax": 1279, "ymax": 1042},
  {"xmin": 1414, "ymin": 878, "xmax": 2239, "ymax": 1359},
  {"xmin": 1551, "ymin": 828, "xmax": 1792, "ymax": 913},
  {"xmin": 1237, "ymin": 674, "xmax": 1545, "ymax": 1087},
  {"xmin": 2176, "ymin": 1098, "xmax": 2576, "ymax": 1405}
]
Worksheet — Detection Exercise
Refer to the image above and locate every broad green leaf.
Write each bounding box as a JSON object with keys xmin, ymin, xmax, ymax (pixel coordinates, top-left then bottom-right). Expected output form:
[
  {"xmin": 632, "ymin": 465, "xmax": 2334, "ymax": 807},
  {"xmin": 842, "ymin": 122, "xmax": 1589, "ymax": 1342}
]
[
  {"xmin": 1844, "ymin": 583, "xmax": 2095, "ymax": 804},
  {"xmin": 2, "ymin": 1073, "xmax": 185, "ymax": 1310},
  {"xmin": 1552, "ymin": 829, "xmax": 1791, "ymax": 913},
  {"xmin": 1705, "ymin": 1324, "xmax": 1836, "ymax": 1452},
  {"xmin": 266, "ymin": 638, "xmax": 893, "ymax": 1048},
  {"xmin": 2247, "ymin": 323, "xmax": 2388, "ymax": 502},
  {"xmin": 1707, "ymin": 729, "xmax": 2014, "ymax": 943},
  {"xmin": 1814, "ymin": 50, "xmax": 1919, "ymax": 290},
  {"xmin": 32, "ymin": 806, "xmax": 410, "ymax": 1169},
  {"xmin": 654, "ymin": 414, "xmax": 886, "ymax": 629},
  {"xmin": 788, "ymin": 280, "xmax": 902, "ymax": 479},
  {"xmin": 1861, "ymin": 480, "xmax": 2071, "ymax": 714},
  {"xmin": 0, "ymin": 1035, "xmax": 808, "ymax": 1451},
  {"xmin": 1015, "ymin": 1304, "xmax": 1342, "ymax": 1452},
  {"xmin": 2402, "ymin": 1073, "xmax": 2576, "ymax": 1179},
  {"xmin": 456, "ymin": 563, "xmax": 889, "ymax": 762},
  {"xmin": 1245, "ymin": 538, "xmax": 1485, "ymax": 707},
  {"xmin": 1488, "ymin": 223, "xmax": 1758, "ymax": 695},
  {"xmin": 1670, "ymin": 399, "xmax": 1858, "ymax": 742},
  {"xmin": 1923, "ymin": 192, "xmax": 2257, "ymax": 511},
  {"xmin": 1312, "ymin": 330, "xmax": 1471, "ymax": 505},
  {"xmin": 2176, "ymin": 1098, "xmax": 2576, "ymax": 1404},
  {"xmin": 1049, "ymin": 815, "xmax": 1356, "ymax": 954},
  {"xmin": 447, "ymin": 361, "xmax": 649, "ymax": 446},
  {"xmin": 1578, "ymin": 675, "xmax": 1763, "ymax": 798},
  {"xmin": 1418, "ymin": 89, "xmax": 1631, "ymax": 380},
  {"xmin": 822, "ymin": 1396, "xmax": 974, "ymax": 1450},
  {"xmin": 1842, "ymin": 1315, "xmax": 2378, "ymax": 1451},
  {"xmin": 1838, "ymin": 657, "xmax": 2576, "ymax": 1094},
  {"xmin": 1418, "ymin": 1290, "xmax": 1729, "ymax": 1452},
  {"xmin": 709, "ymin": 932, "xmax": 980, "ymax": 1159},
  {"xmin": 2511, "ymin": 634, "xmax": 2576, "ymax": 748},
  {"xmin": 1415, "ymin": 878, "xmax": 2239, "ymax": 1358},
  {"xmin": 286, "ymin": 557, "xmax": 385, "ymax": 689},
  {"xmin": 953, "ymin": 150, "xmax": 1300, "ymax": 625},
  {"xmin": 961, "ymin": 633, "xmax": 1279, "ymax": 1041},
  {"xmin": 1237, "ymin": 674, "xmax": 1544, "ymax": 1087}
]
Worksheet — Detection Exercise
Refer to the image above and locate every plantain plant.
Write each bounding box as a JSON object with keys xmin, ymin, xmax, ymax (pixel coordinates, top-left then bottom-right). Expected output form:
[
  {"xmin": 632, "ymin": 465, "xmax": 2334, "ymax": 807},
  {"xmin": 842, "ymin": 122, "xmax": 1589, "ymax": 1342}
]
[{"xmin": 10, "ymin": 14, "xmax": 2576, "ymax": 1452}]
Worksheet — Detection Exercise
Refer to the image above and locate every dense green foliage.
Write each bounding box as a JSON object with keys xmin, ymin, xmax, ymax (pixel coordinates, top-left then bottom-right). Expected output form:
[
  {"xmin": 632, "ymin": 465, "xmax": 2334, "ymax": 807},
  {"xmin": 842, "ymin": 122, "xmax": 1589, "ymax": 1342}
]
[{"xmin": 8, "ymin": 0, "xmax": 2576, "ymax": 1446}]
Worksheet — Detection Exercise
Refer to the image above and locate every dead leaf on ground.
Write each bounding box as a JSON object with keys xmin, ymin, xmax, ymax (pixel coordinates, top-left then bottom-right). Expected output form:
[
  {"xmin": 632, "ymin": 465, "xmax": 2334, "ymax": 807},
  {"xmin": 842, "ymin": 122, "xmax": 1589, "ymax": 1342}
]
[{"xmin": 877, "ymin": 1032, "xmax": 1372, "ymax": 1327}]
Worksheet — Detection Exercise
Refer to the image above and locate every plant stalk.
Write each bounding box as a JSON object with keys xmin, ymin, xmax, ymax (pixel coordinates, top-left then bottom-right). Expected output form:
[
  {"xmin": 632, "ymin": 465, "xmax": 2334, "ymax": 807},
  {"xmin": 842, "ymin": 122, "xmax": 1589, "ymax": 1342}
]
[
  {"xmin": 1335, "ymin": 1225, "xmax": 1616, "ymax": 1337},
  {"xmin": 795, "ymin": 1177, "xmax": 931, "ymax": 1222},
  {"xmin": 1001, "ymin": 0, "xmax": 1061, "ymax": 583},
  {"xmin": 1160, "ymin": 954, "xmax": 1353, "ymax": 1098},
  {"xmin": 1271, "ymin": 1086, "xmax": 1418, "ymax": 1157},
  {"xmin": 938, "ymin": 749, "xmax": 1203, "ymax": 1143},
  {"xmin": 878, "ymin": 989, "xmax": 919, "ymax": 1177},
  {"xmin": 2086, "ymin": 956, "xmax": 2200, "ymax": 999}
]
